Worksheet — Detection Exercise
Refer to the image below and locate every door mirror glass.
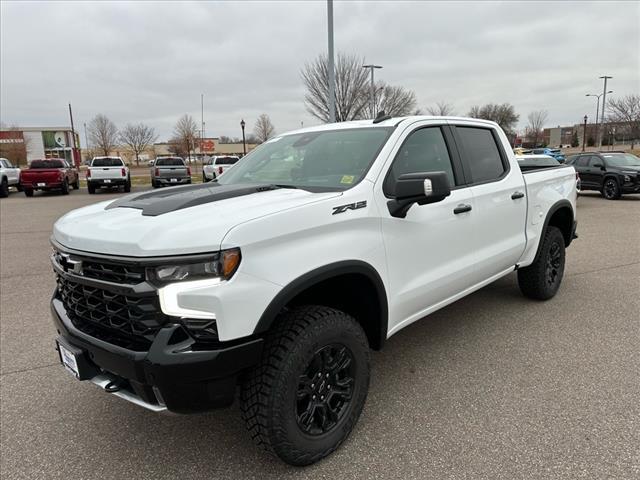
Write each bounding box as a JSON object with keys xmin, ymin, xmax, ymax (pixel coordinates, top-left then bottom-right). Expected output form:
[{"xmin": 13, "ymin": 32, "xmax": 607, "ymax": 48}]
[{"xmin": 388, "ymin": 171, "xmax": 451, "ymax": 218}]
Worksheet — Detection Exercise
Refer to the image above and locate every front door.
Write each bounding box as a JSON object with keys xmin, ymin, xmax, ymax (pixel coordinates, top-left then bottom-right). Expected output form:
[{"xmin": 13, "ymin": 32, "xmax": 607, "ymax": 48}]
[{"xmin": 376, "ymin": 124, "xmax": 477, "ymax": 334}]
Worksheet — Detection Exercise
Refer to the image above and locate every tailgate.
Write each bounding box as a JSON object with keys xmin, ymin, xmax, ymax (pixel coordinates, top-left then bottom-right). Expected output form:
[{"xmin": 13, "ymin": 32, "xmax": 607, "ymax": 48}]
[
  {"xmin": 90, "ymin": 167, "xmax": 124, "ymax": 179},
  {"xmin": 157, "ymin": 166, "xmax": 188, "ymax": 178},
  {"xmin": 21, "ymin": 169, "xmax": 62, "ymax": 183}
]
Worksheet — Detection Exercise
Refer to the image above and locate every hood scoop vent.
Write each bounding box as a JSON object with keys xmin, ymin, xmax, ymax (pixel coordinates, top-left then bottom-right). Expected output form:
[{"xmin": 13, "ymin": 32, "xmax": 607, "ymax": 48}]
[{"xmin": 105, "ymin": 183, "xmax": 279, "ymax": 216}]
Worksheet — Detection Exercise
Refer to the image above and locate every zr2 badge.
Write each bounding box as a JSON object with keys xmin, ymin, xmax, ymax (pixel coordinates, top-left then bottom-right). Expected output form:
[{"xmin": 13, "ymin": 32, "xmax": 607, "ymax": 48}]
[{"xmin": 332, "ymin": 201, "xmax": 367, "ymax": 215}]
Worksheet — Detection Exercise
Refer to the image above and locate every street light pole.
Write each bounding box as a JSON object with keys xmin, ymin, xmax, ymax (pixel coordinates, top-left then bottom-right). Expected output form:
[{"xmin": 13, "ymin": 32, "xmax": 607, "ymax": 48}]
[
  {"xmin": 327, "ymin": 0, "xmax": 336, "ymax": 123},
  {"xmin": 598, "ymin": 75, "xmax": 613, "ymax": 147},
  {"xmin": 586, "ymin": 90, "xmax": 612, "ymax": 148},
  {"xmin": 362, "ymin": 64, "xmax": 382, "ymax": 117},
  {"xmin": 240, "ymin": 119, "xmax": 246, "ymax": 156},
  {"xmin": 582, "ymin": 115, "xmax": 588, "ymax": 152},
  {"xmin": 83, "ymin": 122, "xmax": 89, "ymax": 161}
]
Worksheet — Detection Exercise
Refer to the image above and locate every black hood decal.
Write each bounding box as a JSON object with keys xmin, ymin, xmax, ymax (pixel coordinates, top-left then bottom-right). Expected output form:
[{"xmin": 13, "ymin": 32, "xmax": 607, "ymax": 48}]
[{"xmin": 105, "ymin": 183, "xmax": 280, "ymax": 216}]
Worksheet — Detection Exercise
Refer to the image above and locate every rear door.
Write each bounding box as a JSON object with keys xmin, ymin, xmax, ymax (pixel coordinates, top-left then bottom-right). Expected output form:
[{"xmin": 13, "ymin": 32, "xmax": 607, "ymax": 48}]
[
  {"xmin": 451, "ymin": 123, "xmax": 527, "ymax": 278},
  {"xmin": 376, "ymin": 122, "xmax": 477, "ymax": 333}
]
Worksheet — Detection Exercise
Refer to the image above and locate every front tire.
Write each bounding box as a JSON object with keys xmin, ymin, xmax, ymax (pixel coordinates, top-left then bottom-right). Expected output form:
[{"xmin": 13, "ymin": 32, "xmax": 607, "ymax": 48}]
[
  {"xmin": 518, "ymin": 226, "xmax": 565, "ymax": 300},
  {"xmin": 602, "ymin": 177, "xmax": 621, "ymax": 200},
  {"xmin": 0, "ymin": 178, "xmax": 8, "ymax": 198},
  {"xmin": 60, "ymin": 179, "xmax": 69, "ymax": 195},
  {"xmin": 240, "ymin": 306, "xmax": 370, "ymax": 466}
]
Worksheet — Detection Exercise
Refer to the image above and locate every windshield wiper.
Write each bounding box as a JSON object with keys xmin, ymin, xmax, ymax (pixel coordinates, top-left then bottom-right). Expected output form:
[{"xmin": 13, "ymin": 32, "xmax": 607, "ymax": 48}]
[{"xmin": 270, "ymin": 183, "xmax": 300, "ymax": 189}]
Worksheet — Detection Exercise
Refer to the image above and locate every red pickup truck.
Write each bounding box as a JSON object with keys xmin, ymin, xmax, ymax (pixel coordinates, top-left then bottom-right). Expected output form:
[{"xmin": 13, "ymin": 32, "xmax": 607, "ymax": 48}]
[{"xmin": 21, "ymin": 159, "xmax": 80, "ymax": 196}]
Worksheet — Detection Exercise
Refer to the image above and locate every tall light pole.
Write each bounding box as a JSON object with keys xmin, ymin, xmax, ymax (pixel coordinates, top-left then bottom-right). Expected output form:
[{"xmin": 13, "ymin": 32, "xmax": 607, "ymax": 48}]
[
  {"xmin": 362, "ymin": 64, "xmax": 382, "ymax": 117},
  {"xmin": 586, "ymin": 90, "xmax": 612, "ymax": 148},
  {"xmin": 83, "ymin": 122, "xmax": 89, "ymax": 161},
  {"xmin": 327, "ymin": 0, "xmax": 336, "ymax": 123},
  {"xmin": 582, "ymin": 115, "xmax": 588, "ymax": 152},
  {"xmin": 598, "ymin": 75, "xmax": 613, "ymax": 147},
  {"xmin": 240, "ymin": 119, "xmax": 246, "ymax": 156}
]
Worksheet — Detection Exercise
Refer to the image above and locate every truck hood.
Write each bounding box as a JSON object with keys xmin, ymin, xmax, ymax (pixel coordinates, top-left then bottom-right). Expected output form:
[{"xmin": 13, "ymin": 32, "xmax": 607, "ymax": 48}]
[{"xmin": 53, "ymin": 183, "xmax": 341, "ymax": 256}]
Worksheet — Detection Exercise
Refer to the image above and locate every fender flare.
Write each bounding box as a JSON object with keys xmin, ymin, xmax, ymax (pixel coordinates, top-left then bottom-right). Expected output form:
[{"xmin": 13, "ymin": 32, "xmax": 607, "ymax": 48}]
[
  {"xmin": 253, "ymin": 260, "xmax": 388, "ymax": 349},
  {"xmin": 531, "ymin": 200, "xmax": 575, "ymax": 263}
]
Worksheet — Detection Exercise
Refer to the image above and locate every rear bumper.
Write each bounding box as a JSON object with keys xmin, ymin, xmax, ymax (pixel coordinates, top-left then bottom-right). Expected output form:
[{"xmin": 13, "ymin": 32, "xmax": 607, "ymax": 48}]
[
  {"xmin": 21, "ymin": 181, "xmax": 63, "ymax": 190},
  {"xmin": 51, "ymin": 296, "xmax": 263, "ymax": 413},
  {"xmin": 154, "ymin": 177, "xmax": 191, "ymax": 185},
  {"xmin": 89, "ymin": 178, "xmax": 128, "ymax": 187}
]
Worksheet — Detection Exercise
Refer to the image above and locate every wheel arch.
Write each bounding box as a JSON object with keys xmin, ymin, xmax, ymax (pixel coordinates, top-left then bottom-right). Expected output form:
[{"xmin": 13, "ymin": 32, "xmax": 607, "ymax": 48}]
[
  {"xmin": 253, "ymin": 260, "xmax": 388, "ymax": 350},
  {"xmin": 541, "ymin": 200, "xmax": 575, "ymax": 250}
]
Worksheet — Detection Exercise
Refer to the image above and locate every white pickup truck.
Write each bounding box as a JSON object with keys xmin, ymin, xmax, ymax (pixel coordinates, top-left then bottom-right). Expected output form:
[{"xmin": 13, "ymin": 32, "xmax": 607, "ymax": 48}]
[
  {"xmin": 87, "ymin": 156, "xmax": 131, "ymax": 194},
  {"xmin": 0, "ymin": 157, "xmax": 21, "ymax": 197},
  {"xmin": 50, "ymin": 116, "xmax": 578, "ymax": 465}
]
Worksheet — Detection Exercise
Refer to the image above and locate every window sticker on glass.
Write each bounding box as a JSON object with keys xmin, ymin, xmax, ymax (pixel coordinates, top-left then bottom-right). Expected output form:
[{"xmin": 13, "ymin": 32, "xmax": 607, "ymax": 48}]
[{"xmin": 341, "ymin": 175, "xmax": 355, "ymax": 184}]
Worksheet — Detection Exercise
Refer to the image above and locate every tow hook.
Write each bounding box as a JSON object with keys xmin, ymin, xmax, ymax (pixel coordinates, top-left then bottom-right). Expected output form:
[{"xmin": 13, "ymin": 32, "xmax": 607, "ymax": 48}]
[{"xmin": 104, "ymin": 380, "xmax": 124, "ymax": 393}]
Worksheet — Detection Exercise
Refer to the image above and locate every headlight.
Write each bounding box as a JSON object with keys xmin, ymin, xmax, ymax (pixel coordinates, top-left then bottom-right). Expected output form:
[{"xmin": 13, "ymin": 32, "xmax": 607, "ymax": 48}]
[{"xmin": 149, "ymin": 248, "xmax": 241, "ymax": 285}]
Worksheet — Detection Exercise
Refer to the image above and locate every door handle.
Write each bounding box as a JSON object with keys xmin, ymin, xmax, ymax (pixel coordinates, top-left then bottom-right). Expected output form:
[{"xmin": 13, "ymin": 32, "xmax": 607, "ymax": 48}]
[
  {"xmin": 511, "ymin": 191, "xmax": 525, "ymax": 200},
  {"xmin": 453, "ymin": 204, "xmax": 472, "ymax": 214}
]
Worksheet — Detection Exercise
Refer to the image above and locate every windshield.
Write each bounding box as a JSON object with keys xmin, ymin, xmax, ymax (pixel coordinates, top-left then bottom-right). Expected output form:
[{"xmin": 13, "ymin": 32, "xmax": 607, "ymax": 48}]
[
  {"xmin": 217, "ymin": 127, "xmax": 392, "ymax": 190},
  {"xmin": 603, "ymin": 153, "xmax": 640, "ymax": 167},
  {"xmin": 155, "ymin": 157, "xmax": 185, "ymax": 166},
  {"xmin": 92, "ymin": 157, "xmax": 123, "ymax": 167},
  {"xmin": 30, "ymin": 160, "xmax": 64, "ymax": 168}
]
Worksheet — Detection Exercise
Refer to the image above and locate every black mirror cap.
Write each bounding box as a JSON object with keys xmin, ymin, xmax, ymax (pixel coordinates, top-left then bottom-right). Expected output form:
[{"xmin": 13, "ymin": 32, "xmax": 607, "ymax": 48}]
[{"xmin": 388, "ymin": 171, "xmax": 451, "ymax": 218}]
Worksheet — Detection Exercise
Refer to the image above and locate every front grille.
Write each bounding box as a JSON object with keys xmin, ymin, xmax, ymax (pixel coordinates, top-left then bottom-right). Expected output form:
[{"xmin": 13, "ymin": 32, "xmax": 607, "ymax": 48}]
[
  {"xmin": 81, "ymin": 259, "xmax": 146, "ymax": 284},
  {"xmin": 56, "ymin": 274, "xmax": 167, "ymax": 348}
]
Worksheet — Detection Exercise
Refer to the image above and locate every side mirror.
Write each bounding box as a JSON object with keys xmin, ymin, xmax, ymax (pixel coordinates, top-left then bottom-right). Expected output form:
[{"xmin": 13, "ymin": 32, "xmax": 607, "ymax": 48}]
[{"xmin": 387, "ymin": 171, "xmax": 451, "ymax": 218}]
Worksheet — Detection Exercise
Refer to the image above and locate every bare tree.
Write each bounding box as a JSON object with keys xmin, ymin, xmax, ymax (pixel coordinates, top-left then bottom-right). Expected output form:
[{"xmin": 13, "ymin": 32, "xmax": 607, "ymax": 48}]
[
  {"xmin": 87, "ymin": 114, "xmax": 118, "ymax": 156},
  {"xmin": 172, "ymin": 114, "xmax": 198, "ymax": 159},
  {"xmin": 119, "ymin": 123, "xmax": 157, "ymax": 166},
  {"xmin": 607, "ymin": 94, "xmax": 640, "ymax": 148},
  {"xmin": 525, "ymin": 110, "xmax": 548, "ymax": 147},
  {"xmin": 218, "ymin": 135, "xmax": 232, "ymax": 144},
  {"xmin": 360, "ymin": 83, "xmax": 417, "ymax": 119},
  {"xmin": 253, "ymin": 114, "xmax": 276, "ymax": 143},
  {"xmin": 426, "ymin": 101, "xmax": 455, "ymax": 116},
  {"xmin": 301, "ymin": 52, "xmax": 370, "ymax": 122},
  {"xmin": 467, "ymin": 103, "xmax": 520, "ymax": 136}
]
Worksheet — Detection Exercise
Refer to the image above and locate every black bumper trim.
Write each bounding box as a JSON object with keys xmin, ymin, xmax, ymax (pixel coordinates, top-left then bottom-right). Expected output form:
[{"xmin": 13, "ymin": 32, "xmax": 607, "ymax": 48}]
[{"xmin": 51, "ymin": 297, "xmax": 263, "ymax": 413}]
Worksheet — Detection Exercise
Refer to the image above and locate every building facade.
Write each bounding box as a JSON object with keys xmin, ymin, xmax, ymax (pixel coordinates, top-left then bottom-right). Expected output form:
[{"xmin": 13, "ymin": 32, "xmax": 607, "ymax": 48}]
[{"xmin": 0, "ymin": 127, "xmax": 81, "ymax": 166}]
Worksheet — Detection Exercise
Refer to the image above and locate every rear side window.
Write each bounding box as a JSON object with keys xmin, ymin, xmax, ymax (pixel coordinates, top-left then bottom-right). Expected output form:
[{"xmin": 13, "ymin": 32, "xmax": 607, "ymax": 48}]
[
  {"xmin": 566, "ymin": 155, "xmax": 578, "ymax": 165},
  {"xmin": 588, "ymin": 156, "xmax": 603, "ymax": 167},
  {"xmin": 576, "ymin": 156, "xmax": 589, "ymax": 167},
  {"xmin": 31, "ymin": 160, "xmax": 64, "ymax": 168},
  {"xmin": 92, "ymin": 157, "xmax": 123, "ymax": 167},
  {"xmin": 155, "ymin": 157, "xmax": 185, "ymax": 166},
  {"xmin": 384, "ymin": 127, "xmax": 456, "ymax": 196},
  {"xmin": 456, "ymin": 127, "xmax": 506, "ymax": 183}
]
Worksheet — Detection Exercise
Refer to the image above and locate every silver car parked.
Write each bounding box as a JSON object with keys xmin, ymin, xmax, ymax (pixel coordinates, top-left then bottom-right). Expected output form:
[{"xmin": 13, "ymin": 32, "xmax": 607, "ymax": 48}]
[{"xmin": 151, "ymin": 157, "xmax": 191, "ymax": 188}]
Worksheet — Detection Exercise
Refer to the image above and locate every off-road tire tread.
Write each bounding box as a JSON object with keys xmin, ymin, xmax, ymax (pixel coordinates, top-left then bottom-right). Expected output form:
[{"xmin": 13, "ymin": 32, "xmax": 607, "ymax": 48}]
[
  {"xmin": 518, "ymin": 226, "xmax": 565, "ymax": 300},
  {"xmin": 240, "ymin": 305, "xmax": 369, "ymax": 466}
]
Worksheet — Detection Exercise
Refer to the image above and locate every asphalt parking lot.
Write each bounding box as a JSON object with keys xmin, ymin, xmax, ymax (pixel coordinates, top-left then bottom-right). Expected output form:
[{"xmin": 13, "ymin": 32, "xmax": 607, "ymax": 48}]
[{"xmin": 1, "ymin": 187, "xmax": 638, "ymax": 479}]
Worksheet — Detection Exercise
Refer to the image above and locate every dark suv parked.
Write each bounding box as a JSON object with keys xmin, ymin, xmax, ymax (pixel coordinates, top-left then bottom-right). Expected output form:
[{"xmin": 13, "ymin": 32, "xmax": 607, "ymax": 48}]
[{"xmin": 566, "ymin": 152, "xmax": 640, "ymax": 199}]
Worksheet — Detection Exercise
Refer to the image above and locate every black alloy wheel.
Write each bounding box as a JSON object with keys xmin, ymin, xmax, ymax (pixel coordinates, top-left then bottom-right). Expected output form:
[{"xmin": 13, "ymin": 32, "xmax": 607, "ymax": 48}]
[
  {"xmin": 296, "ymin": 344, "xmax": 355, "ymax": 436},
  {"xmin": 602, "ymin": 178, "xmax": 620, "ymax": 200}
]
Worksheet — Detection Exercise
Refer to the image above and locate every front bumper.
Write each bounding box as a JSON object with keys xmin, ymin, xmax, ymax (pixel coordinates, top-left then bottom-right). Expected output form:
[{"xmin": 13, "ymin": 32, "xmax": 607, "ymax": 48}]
[{"xmin": 51, "ymin": 296, "xmax": 263, "ymax": 413}]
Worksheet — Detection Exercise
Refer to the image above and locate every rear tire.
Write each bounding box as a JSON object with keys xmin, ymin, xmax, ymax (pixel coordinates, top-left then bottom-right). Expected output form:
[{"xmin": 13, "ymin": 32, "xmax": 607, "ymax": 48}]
[
  {"xmin": 16, "ymin": 182, "xmax": 23, "ymax": 192},
  {"xmin": 518, "ymin": 226, "xmax": 565, "ymax": 300},
  {"xmin": 0, "ymin": 178, "xmax": 8, "ymax": 198},
  {"xmin": 601, "ymin": 177, "xmax": 621, "ymax": 200},
  {"xmin": 24, "ymin": 188, "xmax": 34, "ymax": 197},
  {"xmin": 61, "ymin": 179, "xmax": 69, "ymax": 195},
  {"xmin": 240, "ymin": 305, "xmax": 370, "ymax": 466},
  {"xmin": 72, "ymin": 178, "xmax": 79, "ymax": 190},
  {"xmin": 202, "ymin": 173, "xmax": 207, "ymax": 183},
  {"xmin": 87, "ymin": 183, "xmax": 96, "ymax": 194},
  {"xmin": 124, "ymin": 179, "xmax": 131, "ymax": 193}
]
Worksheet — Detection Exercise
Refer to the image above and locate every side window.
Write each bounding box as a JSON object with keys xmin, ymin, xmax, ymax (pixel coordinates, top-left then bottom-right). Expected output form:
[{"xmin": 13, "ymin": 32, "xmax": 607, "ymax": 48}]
[
  {"xmin": 576, "ymin": 156, "xmax": 589, "ymax": 167},
  {"xmin": 456, "ymin": 127, "xmax": 506, "ymax": 183},
  {"xmin": 588, "ymin": 156, "xmax": 602, "ymax": 167},
  {"xmin": 384, "ymin": 127, "xmax": 456, "ymax": 196},
  {"xmin": 0, "ymin": 160, "xmax": 7, "ymax": 168}
]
